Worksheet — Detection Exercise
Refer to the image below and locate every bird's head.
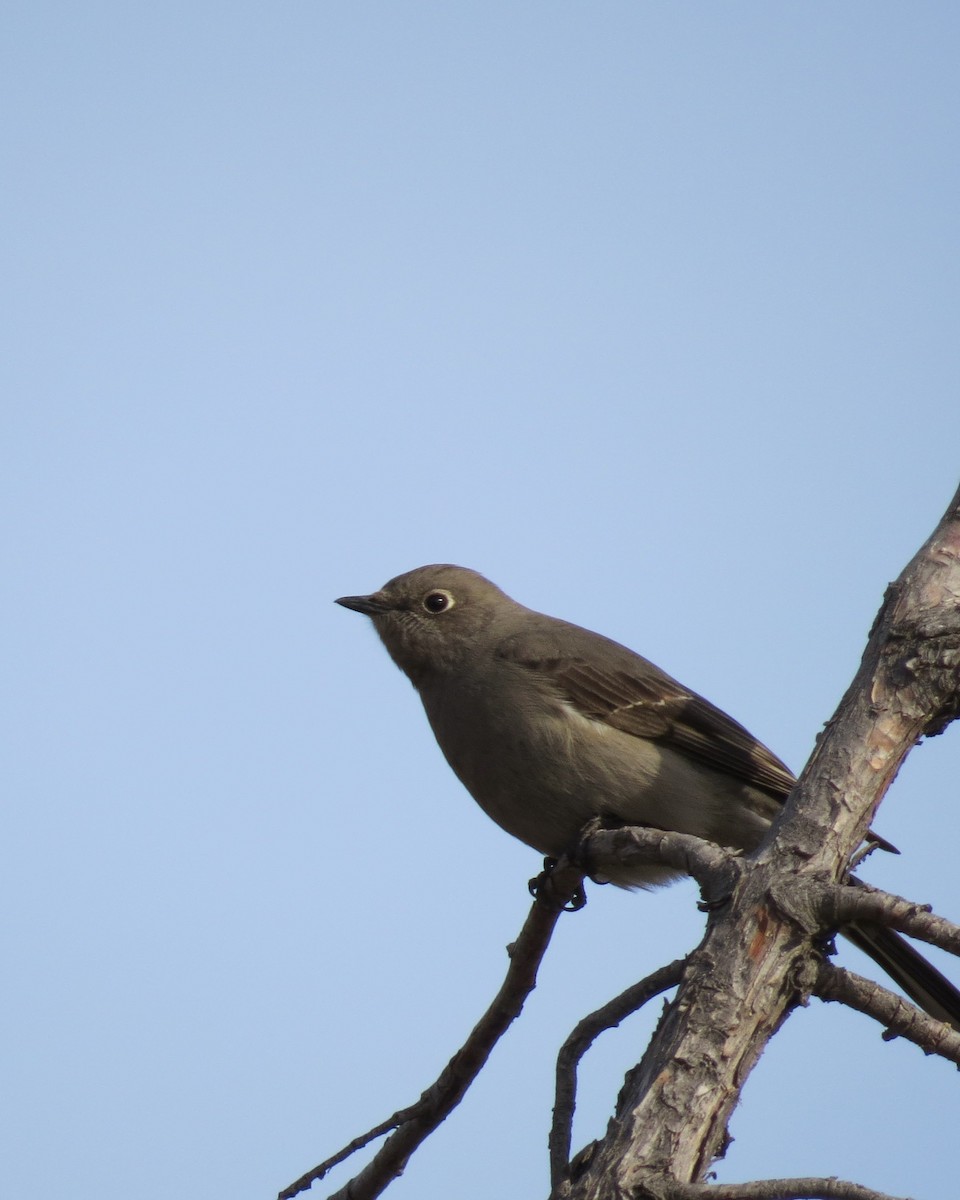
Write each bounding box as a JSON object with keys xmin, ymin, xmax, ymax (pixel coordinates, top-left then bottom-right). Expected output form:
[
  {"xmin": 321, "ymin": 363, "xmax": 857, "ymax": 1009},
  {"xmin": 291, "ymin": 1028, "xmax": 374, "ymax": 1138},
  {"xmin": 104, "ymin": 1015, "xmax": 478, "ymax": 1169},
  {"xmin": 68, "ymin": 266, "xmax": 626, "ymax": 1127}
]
[{"xmin": 336, "ymin": 564, "xmax": 512, "ymax": 683}]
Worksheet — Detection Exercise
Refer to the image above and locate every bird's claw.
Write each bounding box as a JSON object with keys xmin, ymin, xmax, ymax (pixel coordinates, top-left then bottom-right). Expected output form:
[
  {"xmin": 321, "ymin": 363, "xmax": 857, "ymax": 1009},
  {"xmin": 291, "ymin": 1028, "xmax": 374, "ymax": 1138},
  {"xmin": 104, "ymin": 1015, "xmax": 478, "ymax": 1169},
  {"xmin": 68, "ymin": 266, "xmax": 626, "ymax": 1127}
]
[{"xmin": 528, "ymin": 858, "xmax": 587, "ymax": 911}]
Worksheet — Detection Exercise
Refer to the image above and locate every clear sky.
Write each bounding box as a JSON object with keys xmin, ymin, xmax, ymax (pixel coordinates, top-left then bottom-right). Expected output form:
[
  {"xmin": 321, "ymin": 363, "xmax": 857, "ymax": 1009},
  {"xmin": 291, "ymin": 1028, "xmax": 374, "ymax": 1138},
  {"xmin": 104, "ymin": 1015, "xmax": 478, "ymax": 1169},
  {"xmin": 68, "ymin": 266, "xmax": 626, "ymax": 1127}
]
[{"xmin": 3, "ymin": 5, "xmax": 959, "ymax": 1199}]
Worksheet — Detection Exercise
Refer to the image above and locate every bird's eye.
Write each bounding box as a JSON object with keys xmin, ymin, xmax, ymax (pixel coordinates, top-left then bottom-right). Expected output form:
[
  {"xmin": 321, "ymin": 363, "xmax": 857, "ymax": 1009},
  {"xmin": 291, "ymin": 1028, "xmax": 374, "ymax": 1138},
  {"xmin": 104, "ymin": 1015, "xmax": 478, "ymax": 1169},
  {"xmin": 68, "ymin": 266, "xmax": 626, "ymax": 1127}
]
[{"xmin": 423, "ymin": 590, "xmax": 454, "ymax": 614}]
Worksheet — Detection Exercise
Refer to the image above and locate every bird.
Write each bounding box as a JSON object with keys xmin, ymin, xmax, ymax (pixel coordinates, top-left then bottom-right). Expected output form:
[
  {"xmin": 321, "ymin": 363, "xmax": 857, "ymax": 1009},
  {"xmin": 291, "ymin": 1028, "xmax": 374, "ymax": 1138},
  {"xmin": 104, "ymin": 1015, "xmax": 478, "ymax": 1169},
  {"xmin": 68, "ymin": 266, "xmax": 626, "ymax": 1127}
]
[{"xmin": 336, "ymin": 563, "xmax": 960, "ymax": 1030}]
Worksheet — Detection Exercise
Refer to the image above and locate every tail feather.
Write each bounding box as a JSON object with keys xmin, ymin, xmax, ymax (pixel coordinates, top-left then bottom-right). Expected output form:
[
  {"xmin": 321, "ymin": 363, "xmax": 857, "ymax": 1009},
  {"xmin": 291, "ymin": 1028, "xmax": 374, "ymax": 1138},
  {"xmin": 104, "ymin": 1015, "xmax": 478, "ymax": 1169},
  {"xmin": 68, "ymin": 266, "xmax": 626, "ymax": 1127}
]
[{"xmin": 842, "ymin": 923, "xmax": 960, "ymax": 1033}]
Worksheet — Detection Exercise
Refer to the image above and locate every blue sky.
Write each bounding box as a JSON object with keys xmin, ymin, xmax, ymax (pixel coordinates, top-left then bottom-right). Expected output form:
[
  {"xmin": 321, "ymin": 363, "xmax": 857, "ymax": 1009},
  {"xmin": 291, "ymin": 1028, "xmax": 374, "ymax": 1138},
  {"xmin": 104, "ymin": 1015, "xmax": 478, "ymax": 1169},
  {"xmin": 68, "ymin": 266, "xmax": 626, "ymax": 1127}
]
[{"xmin": 3, "ymin": 5, "xmax": 959, "ymax": 1199}]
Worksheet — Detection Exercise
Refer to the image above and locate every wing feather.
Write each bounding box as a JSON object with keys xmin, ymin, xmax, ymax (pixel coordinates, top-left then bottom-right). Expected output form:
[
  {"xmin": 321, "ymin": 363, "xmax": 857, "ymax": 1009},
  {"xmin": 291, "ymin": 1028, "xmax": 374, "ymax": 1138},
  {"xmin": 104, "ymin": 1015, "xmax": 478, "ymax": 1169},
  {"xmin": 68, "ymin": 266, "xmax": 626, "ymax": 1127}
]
[{"xmin": 496, "ymin": 625, "xmax": 794, "ymax": 801}]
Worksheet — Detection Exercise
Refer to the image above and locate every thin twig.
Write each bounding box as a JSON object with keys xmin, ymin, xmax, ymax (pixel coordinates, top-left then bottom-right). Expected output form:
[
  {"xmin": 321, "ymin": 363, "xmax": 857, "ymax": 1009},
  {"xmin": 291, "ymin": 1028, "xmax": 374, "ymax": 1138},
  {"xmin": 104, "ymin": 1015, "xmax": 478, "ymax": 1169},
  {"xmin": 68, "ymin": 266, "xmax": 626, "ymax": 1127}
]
[
  {"xmin": 814, "ymin": 961, "xmax": 960, "ymax": 1064},
  {"xmin": 550, "ymin": 959, "xmax": 687, "ymax": 1187},
  {"xmin": 278, "ymin": 861, "xmax": 585, "ymax": 1200},
  {"xmin": 276, "ymin": 1110, "xmax": 416, "ymax": 1197}
]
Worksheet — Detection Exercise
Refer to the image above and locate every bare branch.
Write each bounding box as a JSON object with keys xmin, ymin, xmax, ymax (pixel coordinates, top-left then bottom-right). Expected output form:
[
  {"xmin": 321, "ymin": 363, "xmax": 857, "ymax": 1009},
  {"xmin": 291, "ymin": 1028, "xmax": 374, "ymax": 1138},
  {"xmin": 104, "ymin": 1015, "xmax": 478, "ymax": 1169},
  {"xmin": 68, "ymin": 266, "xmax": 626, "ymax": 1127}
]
[
  {"xmin": 814, "ymin": 961, "xmax": 960, "ymax": 1064},
  {"xmin": 815, "ymin": 881, "xmax": 960, "ymax": 956},
  {"xmin": 278, "ymin": 861, "xmax": 585, "ymax": 1200},
  {"xmin": 656, "ymin": 1175, "xmax": 911, "ymax": 1200},
  {"xmin": 582, "ymin": 826, "xmax": 738, "ymax": 904},
  {"xmin": 562, "ymin": 483, "xmax": 960, "ymax": 1198},
  {"xmin": 769, "ymin": 482, "xmax": 960, "ymax": 869},
  {"xmin": 277, "ymin": 1111, "xmax": 415, "ymax": 1200},
  {"xmin": 550, "ymin": 959, "xmax": 688, "ymax": 1187}
]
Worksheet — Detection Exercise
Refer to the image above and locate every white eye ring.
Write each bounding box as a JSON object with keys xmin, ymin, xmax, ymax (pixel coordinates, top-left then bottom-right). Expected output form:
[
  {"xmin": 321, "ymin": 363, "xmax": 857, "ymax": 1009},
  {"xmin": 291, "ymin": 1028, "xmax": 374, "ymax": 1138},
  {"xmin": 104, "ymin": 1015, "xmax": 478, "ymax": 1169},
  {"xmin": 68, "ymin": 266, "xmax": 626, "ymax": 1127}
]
[{"xmin": 422, "ymin": 590, "xmax": 455, "ymax": 614}]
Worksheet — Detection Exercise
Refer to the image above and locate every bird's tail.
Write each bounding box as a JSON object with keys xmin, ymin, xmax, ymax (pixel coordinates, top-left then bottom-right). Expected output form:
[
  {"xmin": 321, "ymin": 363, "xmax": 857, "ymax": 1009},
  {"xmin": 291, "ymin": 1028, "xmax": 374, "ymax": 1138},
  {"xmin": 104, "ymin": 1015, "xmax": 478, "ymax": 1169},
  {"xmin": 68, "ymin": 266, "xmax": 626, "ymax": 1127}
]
[{"xmin": 842, "ymin": 922, "xmax": 960, "ymax": 1033}]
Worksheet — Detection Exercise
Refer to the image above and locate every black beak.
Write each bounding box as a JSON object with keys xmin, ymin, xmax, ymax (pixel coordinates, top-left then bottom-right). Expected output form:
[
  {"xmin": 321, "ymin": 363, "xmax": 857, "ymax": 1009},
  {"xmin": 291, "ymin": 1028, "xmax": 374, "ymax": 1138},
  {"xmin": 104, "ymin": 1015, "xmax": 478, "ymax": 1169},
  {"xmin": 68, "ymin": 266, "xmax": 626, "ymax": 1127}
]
[{"xmin": 335, "ymin": 593, "xmax": 390, "ymax": 616}]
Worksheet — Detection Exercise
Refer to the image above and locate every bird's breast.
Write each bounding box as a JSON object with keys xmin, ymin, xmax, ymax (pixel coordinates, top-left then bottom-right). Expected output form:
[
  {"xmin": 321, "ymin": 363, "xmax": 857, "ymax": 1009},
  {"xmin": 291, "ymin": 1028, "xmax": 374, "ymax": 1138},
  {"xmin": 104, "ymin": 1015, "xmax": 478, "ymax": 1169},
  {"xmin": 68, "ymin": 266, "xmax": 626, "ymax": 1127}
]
[{"xmin": 416, "ymin": 668, "xmax": 663, "ymax": 857}]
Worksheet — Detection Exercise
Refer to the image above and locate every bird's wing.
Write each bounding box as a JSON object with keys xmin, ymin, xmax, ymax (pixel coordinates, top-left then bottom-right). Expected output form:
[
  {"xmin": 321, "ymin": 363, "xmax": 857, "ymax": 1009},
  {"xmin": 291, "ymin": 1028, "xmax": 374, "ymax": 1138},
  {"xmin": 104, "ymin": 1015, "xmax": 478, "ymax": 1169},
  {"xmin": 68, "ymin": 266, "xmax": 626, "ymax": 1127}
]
[{"xmin": 496, "ymin": 623, "xmax": 795, "ymax": 802}]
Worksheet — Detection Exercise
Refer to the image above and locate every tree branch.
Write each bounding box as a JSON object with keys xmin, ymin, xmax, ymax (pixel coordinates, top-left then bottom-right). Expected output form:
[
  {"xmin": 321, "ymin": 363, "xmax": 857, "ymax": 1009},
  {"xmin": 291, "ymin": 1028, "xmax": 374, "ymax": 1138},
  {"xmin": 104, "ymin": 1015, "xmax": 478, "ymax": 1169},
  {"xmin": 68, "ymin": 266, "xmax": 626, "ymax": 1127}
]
[
  {"xmin": 550, "ymin": 959, "xmax": 688, "ymax": 1188},
  {"xmin": 814, "ymin": 881, "xmax": 960, "ymax": 956},
  {"xmin": 581, "ymin": 826, "xmax": 739, "ymax": 905},
  {"xmin": 278, "ymin": 861, "xmax": 585, "ymax": 1200},
  {"xmin": 655, "ymin": 1176, "xmax": 911, "ymax": 1200},
  {"xmin": 560, "ymin": 482, "xmax": 960, "ymax": 1199},
  {"xmin": 814, "ymin": 961, "xmax": 960, "ymax": 1064}
]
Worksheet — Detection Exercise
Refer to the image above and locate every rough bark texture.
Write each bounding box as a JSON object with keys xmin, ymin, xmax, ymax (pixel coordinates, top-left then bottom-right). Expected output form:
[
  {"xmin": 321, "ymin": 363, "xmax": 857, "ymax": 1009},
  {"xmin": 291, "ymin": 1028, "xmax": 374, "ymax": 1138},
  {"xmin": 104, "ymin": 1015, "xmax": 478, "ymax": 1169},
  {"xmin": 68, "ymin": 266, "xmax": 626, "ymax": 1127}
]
[{"xmin": 557, "ymin": 483, "xmax": 960, "ymax": 1200}]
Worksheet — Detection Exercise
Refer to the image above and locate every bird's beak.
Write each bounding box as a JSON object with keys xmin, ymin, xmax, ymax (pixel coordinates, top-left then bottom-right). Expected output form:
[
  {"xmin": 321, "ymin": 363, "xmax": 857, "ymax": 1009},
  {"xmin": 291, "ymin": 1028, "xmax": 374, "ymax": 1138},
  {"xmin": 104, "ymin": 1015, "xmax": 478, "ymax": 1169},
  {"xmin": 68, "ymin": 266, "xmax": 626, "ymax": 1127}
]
[{"xmin": 335, "ymin": 592, "xmax": 391, "ymax": 616}]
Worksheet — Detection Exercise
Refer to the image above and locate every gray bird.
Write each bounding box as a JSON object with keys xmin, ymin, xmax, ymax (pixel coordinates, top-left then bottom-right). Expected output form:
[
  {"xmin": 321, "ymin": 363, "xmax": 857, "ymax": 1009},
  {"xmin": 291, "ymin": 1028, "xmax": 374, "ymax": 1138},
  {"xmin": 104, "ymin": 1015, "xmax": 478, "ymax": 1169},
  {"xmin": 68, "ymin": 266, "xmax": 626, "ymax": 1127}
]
[{"xmin": 337, "ymin": 563, "xmax": 960, "ymax": 1030}]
